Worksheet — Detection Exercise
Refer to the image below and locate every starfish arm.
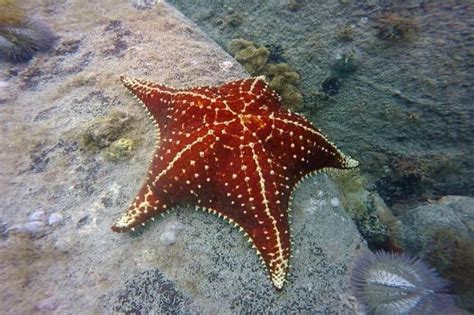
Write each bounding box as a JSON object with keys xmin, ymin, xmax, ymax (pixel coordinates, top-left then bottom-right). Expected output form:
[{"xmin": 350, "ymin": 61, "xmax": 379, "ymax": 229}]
[
  {"xmin": 111, "ymin": 181, "xmax": 164, "ymax": 232},
  {"xmin": 200, "ymin": 141, "xmax": 291, "ymax": 290},
  {"xmin": 120, "ymin": 76, "xmax": 177, "ymax": 125},
  {"xmin": 267, "ymin": 111, "xmax": 358, "ymax": 179}
]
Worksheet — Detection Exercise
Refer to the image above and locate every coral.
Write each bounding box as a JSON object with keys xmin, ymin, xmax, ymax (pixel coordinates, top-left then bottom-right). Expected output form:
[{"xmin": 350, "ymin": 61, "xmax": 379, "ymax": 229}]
[
  {"xmin": 264, "ymin": 63, "xmax": 303, "ymax": 110},
  {"xmin": 425, "ymin": 228, "xmax": 474, "ymax": 311},
  {"xmin": 79, "ymin": 110, "xmax": 134, "ymax": 152},
  {"xmin": 79, "ymin": 110, "xmax": 140, "ymax": 162},
  {"xmin": 104, "ymin": 137, "xmax": 137, "ymax": 161},
  {"xmin": 228, "ymin": 39, "xmax": 304, "ymax": 110},
  {"xmin": 375, "ymin": 13, "xmax": 418, "ymax": 42},
  {"xmin": 351, "ymin": 251, "xmax": 456, "ymax": 314},
  {"xmin": 0, "ymin": 0, "xmax": 56, "ymax": 62},
  {"xmin": 227, "ymin": 38, "xmax": 269, "ymax": 75}
]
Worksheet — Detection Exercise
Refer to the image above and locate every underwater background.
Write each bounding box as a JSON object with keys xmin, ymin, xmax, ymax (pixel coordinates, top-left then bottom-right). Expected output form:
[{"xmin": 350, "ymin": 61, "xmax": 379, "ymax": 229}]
[{"xmin": 0, "ymin": 0, "xmax": 472, "ymax": 313}]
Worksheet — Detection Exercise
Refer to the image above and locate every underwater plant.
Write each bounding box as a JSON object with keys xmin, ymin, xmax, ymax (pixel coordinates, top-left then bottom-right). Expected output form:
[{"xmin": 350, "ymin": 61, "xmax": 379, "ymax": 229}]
[
  {"xmin": 351, "ymin": 251, "xmax": 456, "ymax": 314},
  {"xmin": 0, "ymin": 0, "xmax": 56, "ymax": 62}
]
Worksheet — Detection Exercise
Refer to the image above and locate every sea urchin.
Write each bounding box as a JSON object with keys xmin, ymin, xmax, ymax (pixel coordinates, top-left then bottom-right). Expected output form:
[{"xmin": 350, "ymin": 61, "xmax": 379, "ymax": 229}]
[{"xmin": 351, "ymin": 251, "xmax": 456, "ymax": 314}]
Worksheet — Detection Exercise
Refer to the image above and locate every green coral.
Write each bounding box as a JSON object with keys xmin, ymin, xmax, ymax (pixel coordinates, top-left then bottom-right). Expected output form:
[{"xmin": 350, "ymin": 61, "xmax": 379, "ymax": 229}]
[
  {"xmin": 336, "ymin": 25, "xmax": 355, "ymax": 41},
  {"xmin": 80, "ymin": 110, "xmax": 133, "ymax": 152},
  {"xmin": 330, "ymin": 170, "xmax": 401, "ymax": 250}
]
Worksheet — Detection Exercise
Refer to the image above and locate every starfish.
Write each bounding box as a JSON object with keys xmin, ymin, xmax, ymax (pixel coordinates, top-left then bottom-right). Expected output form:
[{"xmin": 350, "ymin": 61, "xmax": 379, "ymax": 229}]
[{"xmin": 112, "ymin": 76, "xmax": 358, "ymax": 290}]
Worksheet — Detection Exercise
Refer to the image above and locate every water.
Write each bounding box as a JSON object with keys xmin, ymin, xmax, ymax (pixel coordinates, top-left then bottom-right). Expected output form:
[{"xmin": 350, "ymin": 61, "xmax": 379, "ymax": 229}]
[{"xmin": 0, "ymin": 0, "xmax": 472, "ymax": 313}]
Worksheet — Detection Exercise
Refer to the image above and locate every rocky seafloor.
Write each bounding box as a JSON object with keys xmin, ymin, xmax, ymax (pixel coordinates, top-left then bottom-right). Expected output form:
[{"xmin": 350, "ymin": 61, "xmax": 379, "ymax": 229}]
[
  {"xmin": 0, "ymin": 0, "xmax": 472, "ymax": 313},
  {"xmin": 0, "ymin": 1, "xmax": 369, "ymax": 313}
]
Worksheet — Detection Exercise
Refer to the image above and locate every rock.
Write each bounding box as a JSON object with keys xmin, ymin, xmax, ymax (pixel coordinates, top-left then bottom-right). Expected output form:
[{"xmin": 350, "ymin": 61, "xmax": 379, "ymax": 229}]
[
  {"xmin": 399, "ymin": 195, "xmax": 474, "ymax": 255},
  {"xmin": 23, "ymin": 221, "xmax": 48, "ymax": 237},
  {"xmin": 28, "ymin": 211, "xmax": 47, "ymax": 222},
  {"xmin": 107, "ymin": 175, "xmax": 368, "ymax": 313},
  {"xmin": 159, "ymin": 221, "xmax": 185, "ymax": 246},
  {"xmin": 0, "ymin": 2, "xmax": 369, "ymax": 313},
  {"xmin": 48, "ymin": 213, "xmax": 64, "ymax": 226},
  {"xmin": 34, "ymin": 297, "xmax": 58, "ymax": 311},
  {"xmin": 399, "ymin": 196, "xmax": 474, "ymax": 311}
]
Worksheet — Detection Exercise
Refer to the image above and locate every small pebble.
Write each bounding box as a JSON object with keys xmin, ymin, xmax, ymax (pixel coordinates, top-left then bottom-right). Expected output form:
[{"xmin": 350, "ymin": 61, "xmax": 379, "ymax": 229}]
[
  {"xmin": 330, "ymin": 198, "xmax": 340, "ymax": 207},
  {"xmin": 48, "ymin": 213, "xmax": 64, "ymax": 226},
  {"xmin": 29, "ymin": 211, "xmax": 47, "ymax": 222},
  {"xmin": 160, "ymin": 231, "xmax": 178, "ymax": 246},
  {"xmin": 159, "ymin": 221, "xmax": 185, "ymax": 246},
  {"xmin": 219, "ymin": 60, "xmax": 234, "ymax": 71},
  {"xmin": 24, "ymin": 221, "xmax": 47, "ymax": 236},
  {"xmin": 34, "ymin": 297, "xmax": 58, "ymax": 311}
]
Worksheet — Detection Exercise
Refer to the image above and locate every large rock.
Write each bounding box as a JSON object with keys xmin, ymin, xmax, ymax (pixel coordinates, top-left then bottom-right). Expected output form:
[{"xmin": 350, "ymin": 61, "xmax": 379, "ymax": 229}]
[
  {"xmin": 0, "ymin": 1, "xmax": 367, "ymax": 313},
  {"xmin": 399, "ymin": 195, "xmax": 474, "ymax": 255}
]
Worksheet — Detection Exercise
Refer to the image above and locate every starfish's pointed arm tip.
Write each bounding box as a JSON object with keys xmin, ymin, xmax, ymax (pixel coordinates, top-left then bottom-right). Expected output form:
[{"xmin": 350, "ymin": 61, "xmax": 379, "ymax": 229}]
[
  {"xmin": 111, "ymin": 224, "xmax": 128, "ymax": 233},
  {"xmin": 345, "ymin": 156, "xmax": 359, "ymax": 169},
  {"xmin": 111, "ymin": 216, "xmax": 136, "ymax": 233}
]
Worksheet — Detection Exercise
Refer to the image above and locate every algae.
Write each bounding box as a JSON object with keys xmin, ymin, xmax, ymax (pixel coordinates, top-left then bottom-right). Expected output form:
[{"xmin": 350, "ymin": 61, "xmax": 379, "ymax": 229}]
[
  {"xmin": 330, "ymin": 170, "xmax": 401, "ymax": 250},
  {"xmin": 79, "ymin": 110, "xmax": 140, "ymax": 162},
  {"xmin": 425, "ymin": 228, "xmax": 474, "ymax": 311}
]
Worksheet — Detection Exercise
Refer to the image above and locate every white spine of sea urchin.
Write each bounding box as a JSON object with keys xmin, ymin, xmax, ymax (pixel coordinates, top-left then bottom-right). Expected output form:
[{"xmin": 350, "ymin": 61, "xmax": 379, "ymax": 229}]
[{"xmin": 351, "ymin": 251, "xmax": 456, "ymax": 315}]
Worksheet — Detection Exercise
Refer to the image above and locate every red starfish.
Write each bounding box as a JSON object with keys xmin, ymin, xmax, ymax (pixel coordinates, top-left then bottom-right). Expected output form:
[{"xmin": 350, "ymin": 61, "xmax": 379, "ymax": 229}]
[{"xmin": 112, "ymin": 76, "xmax": 358, "ymax": 290}]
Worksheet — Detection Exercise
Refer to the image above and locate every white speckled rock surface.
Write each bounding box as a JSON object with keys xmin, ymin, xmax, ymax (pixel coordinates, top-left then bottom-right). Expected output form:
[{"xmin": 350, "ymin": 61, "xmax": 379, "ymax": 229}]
[{"xmin": 0, "ymin": 1, "xmax": 367, "ymax": 313}]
